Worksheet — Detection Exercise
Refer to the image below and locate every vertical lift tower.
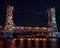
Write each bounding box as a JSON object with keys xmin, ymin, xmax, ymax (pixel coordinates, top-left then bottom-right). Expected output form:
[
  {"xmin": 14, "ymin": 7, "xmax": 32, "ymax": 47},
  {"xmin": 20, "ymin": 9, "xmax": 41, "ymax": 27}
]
[
  {"xmin": 3, "ymin": 5, "xmax": 14, "ymax": 38},
  {"xmin": 47, "ymin": 8, "xmax": 58, "ymax": 37}
]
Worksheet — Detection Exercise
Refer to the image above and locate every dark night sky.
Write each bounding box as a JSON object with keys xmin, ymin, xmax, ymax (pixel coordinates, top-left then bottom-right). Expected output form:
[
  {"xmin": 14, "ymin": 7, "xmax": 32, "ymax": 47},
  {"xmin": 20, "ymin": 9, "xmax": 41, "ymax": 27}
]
[{"xmin": 0, "ymin": 0, "xmax": 60, "ymax": 30}]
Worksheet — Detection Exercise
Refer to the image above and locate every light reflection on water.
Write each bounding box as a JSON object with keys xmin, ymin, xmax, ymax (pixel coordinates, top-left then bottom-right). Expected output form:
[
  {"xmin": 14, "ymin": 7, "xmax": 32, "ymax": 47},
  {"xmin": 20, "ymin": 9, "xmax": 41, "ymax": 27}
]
[
  {"xmin": 27, "ymin": 39, "xmax": 31, "ymax": 48},
  {"xmin": 50, "ymin": 38, "xmax": 58, "ymax": 48},
  {"xmin": 35, "ymin": 38, "xmax": 39, "ymax": 48},
  {"xmin": 0, "ymin": 38, "xmax": 59, "ymax": 48},
  {"xmin": 20, "ymin": 39, "xmax": 24, "ymax": 48},
  {"xmin": 43, "ymin": 40, "xmax": 46, "ymax": 48}
]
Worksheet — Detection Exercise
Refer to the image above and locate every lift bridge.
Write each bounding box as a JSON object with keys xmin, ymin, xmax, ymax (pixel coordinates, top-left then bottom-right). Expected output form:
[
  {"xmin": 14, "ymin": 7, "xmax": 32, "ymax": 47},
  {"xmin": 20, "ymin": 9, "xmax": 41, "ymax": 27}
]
[{"xmin": 3, "ymin": 5, "xmax": 58, "ymax": 38}]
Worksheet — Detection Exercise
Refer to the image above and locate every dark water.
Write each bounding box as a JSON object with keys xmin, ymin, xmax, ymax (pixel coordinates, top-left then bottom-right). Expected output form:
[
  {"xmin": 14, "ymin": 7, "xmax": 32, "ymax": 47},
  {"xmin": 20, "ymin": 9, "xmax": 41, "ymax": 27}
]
[{"xmin": 0, "ymin": 38, "xmax": 60, "ymax": 48}]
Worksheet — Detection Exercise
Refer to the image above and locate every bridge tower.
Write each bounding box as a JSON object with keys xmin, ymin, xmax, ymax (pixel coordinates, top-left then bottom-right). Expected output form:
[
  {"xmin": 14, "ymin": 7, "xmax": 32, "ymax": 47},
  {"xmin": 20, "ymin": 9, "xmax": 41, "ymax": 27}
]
[
  {"xmin": 3, "ymin": 5, "xmax": 14, "ymax": 38},
  {"xmin": 47, "ymin": 8, "xmax": 58, "ymax": 32}
]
